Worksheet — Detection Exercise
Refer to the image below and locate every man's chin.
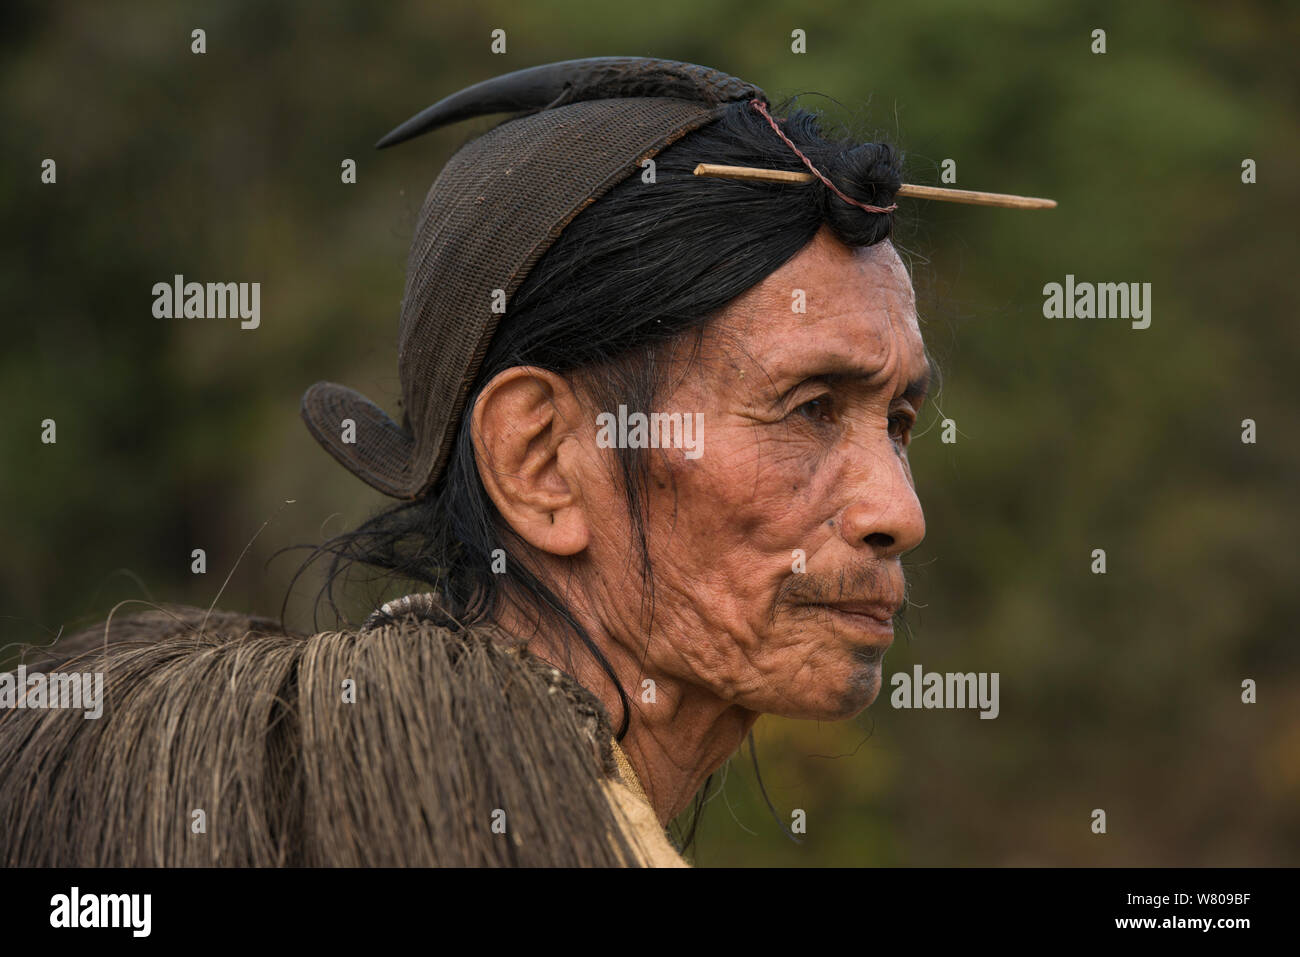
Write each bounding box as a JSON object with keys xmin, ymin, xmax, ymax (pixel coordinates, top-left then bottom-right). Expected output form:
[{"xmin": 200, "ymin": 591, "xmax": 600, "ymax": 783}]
[
  {"xmin": 829, "ymin": 664, "xmax": 884, "ymax": 718},
  {"xmin": 766, "ymin": 659, "xmax": 885, "ymax": 721}
]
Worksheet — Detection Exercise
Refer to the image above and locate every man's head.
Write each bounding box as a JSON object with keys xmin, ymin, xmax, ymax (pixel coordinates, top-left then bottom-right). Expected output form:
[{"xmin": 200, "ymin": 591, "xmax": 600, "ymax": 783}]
[
  {"xmin": 472, "ymin": 227, "xmax": 928, "ymax": 721},
  {"xmin": 313, "ymin": 65, "xmax": 928, "ymax": 736}
]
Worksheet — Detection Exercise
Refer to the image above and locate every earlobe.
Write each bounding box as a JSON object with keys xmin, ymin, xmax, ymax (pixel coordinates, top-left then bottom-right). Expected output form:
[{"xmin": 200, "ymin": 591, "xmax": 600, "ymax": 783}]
[
  {"xmin": 469, "ymin": 367, "xmax": 591, "ymax": 557},
  {"xmin": 528, "ymin": 497, "xmax": 588, "ymax": 556}
]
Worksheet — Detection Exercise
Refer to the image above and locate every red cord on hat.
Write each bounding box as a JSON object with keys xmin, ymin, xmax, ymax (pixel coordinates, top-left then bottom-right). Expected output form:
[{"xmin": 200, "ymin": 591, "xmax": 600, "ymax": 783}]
[{"xmin": 749, "ymin": 99, "xmax": 898, "ymax": 214}]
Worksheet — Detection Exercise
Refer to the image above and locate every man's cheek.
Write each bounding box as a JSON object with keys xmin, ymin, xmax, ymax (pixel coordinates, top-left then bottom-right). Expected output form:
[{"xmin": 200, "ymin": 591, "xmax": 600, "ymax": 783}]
[
  {"xmin": 695, "ymin": 448, "xmax": 821, "ymax": 530},
  {"xmin": 648, "ymin": 433, "xmax": 834, "ymax": 616}
]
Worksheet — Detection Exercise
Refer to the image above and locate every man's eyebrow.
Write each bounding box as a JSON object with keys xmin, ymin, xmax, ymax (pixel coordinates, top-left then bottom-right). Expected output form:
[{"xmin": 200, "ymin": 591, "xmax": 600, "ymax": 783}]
[
  {"xmin": 776, "ymin": 355, "xmax": 934, "ymax": 402},
  {"xmin": 901, "ymin": 358, "xmax": 934, "ymax": 403}
]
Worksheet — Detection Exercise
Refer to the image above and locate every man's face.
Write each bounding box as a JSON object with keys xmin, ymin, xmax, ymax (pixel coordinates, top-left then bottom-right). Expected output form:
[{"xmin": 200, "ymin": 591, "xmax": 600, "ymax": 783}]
[{"xmin": 583, "ymin": 228, "xmax": 930, "ymax": 720}]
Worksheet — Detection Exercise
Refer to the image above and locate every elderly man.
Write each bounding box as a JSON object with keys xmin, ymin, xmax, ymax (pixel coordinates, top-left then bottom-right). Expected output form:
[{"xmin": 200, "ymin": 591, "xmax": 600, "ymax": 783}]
[
  {"xmin": 0, "ymin": 57, "xmax": 1037, "ymax": 867},
  {"xmin": 469, "ymin": 227, "xmax": 928, "ymax": 818}
]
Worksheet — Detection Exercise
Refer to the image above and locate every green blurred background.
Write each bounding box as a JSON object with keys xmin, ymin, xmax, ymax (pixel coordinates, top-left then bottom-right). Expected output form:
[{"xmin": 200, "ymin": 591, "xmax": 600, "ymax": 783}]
[{"xmin": 2, "ymin": 0, "xmax": 1296, "ymax": 865}]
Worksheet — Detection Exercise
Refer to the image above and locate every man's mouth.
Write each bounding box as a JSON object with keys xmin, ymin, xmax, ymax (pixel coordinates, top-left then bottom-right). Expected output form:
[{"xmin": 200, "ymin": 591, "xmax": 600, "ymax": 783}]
[{"xmin": 805, "ymin": 601, "xmax": 900, "ymax": 644}]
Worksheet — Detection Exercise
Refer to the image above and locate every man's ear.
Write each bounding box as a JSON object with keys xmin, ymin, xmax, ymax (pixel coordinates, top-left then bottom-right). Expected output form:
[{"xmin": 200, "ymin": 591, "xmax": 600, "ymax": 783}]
[{"xmin": 469, "ymin": 366, "xmax": 591, "ymax": 556}]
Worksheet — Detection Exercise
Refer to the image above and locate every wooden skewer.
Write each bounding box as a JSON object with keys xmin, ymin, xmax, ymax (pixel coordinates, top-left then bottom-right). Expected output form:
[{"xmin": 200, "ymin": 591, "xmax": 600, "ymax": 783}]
[
  {"xmin": 692, "ymin": 163, "xmax": 1057, "ymax": 209},
  {"xmin": 694, "ymin": 163, "xmax": 814, "ymax": 184},
  {"xmin": 895, "ymin": 183, "xmax": 1056, "ymax": 209}
]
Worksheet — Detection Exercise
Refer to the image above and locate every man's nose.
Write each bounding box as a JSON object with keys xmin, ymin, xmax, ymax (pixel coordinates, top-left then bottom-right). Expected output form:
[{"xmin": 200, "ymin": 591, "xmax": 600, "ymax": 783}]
[{"xmin": 837, "ymin": 446, "xmax": 926, "ymax": 558}]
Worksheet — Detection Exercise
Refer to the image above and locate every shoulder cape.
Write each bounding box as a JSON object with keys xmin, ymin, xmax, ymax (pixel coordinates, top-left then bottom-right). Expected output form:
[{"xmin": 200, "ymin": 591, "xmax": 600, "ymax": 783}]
[{"xmin": 0, "ymin": 603, "xmax": 685, "ymax": 867}]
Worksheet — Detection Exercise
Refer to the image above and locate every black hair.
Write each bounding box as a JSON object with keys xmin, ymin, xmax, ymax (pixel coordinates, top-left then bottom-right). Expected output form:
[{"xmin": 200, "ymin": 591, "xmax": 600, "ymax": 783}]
[{"xmin": 299, "ymin": 97, "xmax": 904, "ymax": 846}]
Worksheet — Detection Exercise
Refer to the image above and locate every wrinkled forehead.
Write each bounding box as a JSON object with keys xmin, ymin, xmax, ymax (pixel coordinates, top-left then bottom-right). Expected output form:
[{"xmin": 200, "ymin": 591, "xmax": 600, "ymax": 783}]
[{"xmin": 703, "ymin": 234, "xmax": 926, "ymax": 389}]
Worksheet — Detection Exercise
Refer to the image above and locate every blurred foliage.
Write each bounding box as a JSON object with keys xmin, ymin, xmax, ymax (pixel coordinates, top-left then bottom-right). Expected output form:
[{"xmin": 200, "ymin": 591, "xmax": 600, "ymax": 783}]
[{"xmin": 1, "ymin": 0, "xmax": 1296, "ymax": 865}]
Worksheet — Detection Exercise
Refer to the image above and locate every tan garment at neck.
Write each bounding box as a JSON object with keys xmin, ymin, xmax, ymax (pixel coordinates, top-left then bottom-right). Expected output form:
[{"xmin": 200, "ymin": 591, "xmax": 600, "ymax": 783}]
[{"xmin": 605, "ymin": 739, "xmax": 689, "ymax": 867}]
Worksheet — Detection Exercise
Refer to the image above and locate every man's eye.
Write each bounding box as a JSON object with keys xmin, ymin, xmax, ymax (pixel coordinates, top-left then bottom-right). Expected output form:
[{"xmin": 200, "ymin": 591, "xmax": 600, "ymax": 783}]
[
  {"xmin": 889, "ymin": 412, "xmax": 915, "ymax": 445},
  {"xmin": 792, "ymin": 396, "xmax": 834, "ymax": 422}
]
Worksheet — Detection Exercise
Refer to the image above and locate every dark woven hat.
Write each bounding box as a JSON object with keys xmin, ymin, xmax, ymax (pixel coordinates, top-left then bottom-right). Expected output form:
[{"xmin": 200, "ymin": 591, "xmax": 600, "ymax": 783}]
[{"xmin": 301, "ymin": 57, "xmax": 763, "ymax": 500}]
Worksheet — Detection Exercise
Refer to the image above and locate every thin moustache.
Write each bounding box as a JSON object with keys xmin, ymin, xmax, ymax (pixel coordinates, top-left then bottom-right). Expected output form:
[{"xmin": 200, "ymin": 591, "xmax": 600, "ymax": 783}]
[{"xmin": 804, "ymin": 599, "xmax": 903, "ymax": 622}]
